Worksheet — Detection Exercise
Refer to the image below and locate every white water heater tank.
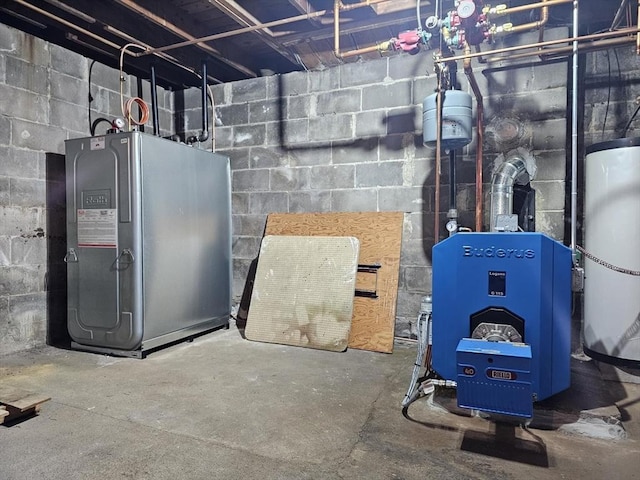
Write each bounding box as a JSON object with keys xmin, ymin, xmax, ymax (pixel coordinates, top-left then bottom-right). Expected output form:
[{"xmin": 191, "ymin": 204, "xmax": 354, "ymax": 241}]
[
  {"xmin": 423, "ymin": 90, "xmax": 472, "ymax": 149},
  {"xmin": 583, "ymin": 138, "xmax": 640, "ymax": 367}
]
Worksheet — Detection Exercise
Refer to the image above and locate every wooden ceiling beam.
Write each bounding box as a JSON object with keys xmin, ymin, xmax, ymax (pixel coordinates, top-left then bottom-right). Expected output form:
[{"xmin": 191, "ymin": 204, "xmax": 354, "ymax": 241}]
[
  {"xmin": 287, "ymin": 0, "xmax": 322, "ymax": 26},
  {"xmin": 280, "ymin": 10, "xmax": 420, "ymax": 46},
  {"xmin": 113, "ymin": 0, "xmax": 257, "ymax": 77},
  {"xmin": 208, "ymin": 0, "xmax": 299, "ymax": 64}
]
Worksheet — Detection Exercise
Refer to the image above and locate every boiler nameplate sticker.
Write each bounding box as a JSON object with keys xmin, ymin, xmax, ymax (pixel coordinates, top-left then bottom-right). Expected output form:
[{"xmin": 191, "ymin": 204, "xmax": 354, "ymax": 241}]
[{"xmin": 77, "ymin": 209, "xmax": 117, "ymax": 248}]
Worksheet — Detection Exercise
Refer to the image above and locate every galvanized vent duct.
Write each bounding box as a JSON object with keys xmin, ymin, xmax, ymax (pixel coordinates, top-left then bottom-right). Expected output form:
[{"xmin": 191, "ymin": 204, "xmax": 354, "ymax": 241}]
[{"xmin": 489, "ymin": 148, "xmax": 536, "ymax": 231}]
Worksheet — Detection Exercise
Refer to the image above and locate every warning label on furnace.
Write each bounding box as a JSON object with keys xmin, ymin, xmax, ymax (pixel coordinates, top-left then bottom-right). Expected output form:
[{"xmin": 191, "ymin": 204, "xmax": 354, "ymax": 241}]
[{"xmin": 77, "ymin": 209, "xmax": 117, "ymax": 248}]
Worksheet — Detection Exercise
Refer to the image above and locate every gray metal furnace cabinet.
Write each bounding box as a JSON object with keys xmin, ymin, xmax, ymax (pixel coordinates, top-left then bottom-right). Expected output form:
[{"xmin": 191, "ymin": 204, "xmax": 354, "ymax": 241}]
[{"xmin": 64, "ymin": 132, "xmax": 231, "ymax": 357}]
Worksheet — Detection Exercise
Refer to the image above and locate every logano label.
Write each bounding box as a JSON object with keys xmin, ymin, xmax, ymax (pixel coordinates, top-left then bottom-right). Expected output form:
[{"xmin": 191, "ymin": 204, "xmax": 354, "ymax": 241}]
[{"xmin": 463, "ymin": 246, "xmax": 535, "ymax": 259}]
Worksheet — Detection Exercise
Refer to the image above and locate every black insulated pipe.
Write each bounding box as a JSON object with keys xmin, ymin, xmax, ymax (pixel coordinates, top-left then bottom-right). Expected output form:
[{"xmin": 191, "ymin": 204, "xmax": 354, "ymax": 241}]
[
  {"xmin": 198, "ymin": 61, "xmax": 209, "ymax": 142},
  {"xmin": 150, "ymin": 65, "xmax": 160, "ymax": 136},
  {"xmin": 448, "ymin": 150, "xmax": 457, "ymax": 211}
]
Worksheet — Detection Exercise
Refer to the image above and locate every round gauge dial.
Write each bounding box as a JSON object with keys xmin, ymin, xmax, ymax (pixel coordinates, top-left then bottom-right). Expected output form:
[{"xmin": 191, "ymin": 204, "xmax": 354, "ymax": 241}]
[{"xmin": 112, "ymin": 117, "xmax": 126, "ymax": 130}]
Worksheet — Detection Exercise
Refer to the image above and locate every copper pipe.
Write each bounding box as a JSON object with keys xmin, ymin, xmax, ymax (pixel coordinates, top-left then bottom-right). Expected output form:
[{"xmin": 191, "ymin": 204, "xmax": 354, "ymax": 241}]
[
  {"xmin": 211, "ymin": 0, "xmax": 296, "ymax": 63},
  {"xmin": 113, "ymin": 0, "xmax": 256, "ymax": 77},
  {"xmin": 434, "ymin": 78, "xmax": 443, "ymax": 244},
  {"xmin": 141, "ymin": 8, "xmax": 329, "ymax": 56},
  {"xmin": 463, "ymin": 45, "xmax": 484, "ymax": 233},
  {"xmin": 498, "ymin": 0, "xmax": 549, "ymax": 34},
  {"xmin": 334, "ymin": 0, "xmax": 406, "ymax": 58},
  {"xmin": 13, "ymin": 0, "xmax": 121, "ymax": 50},
  {"xmin": 213, "ymin": 0, "xmax": 277, "ymax": 36},
  {"xmin": 537, "ymin": 0, "xmax": 549, "ymax": 44},
  {"xmin": 507, "ymin": 21, "xmax": 545, "ymax": 34},
  {"xmin": 437, "ymin": 27, "xmax": 640, "ymax": 64},
  {"xmin": 12, "ymin": 0, "xmax": 217, "ymax": 81},
  {"xmin": 486, "ymin": 36, "xmax": 635, "ymax": 63},
  {"xmin": 103, "ymin": 24, "xmax": 221, "ymax": 81},
  {"xmin": 505, "ymin": 0, "xmax": 549, "ymax": 34},
  {"xmin": 340, "ymin": 43, "xmax": 388, "ymax": 58},
  {"xmin": 491, "ymin": 0, "xmax": 571, "ymax": 16}
]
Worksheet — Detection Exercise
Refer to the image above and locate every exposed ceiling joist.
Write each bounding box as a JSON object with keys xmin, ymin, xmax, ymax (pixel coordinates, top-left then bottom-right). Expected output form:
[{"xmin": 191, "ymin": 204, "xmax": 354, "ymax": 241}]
[
  {"xmin": 280, "ymin": 10, "xmax": 422, "ymax": 46},
  {"xmin": 208, "ymin": 0, "xmax": 299, "ymax": 65},
  {"xmin": 113, "ymin": 0, "xmax": 257, "ymax": 78},
  {"xmin": 1, "ymin": 0, "xmax": 604, "ymax": 89},
  {"xmin": 372, "ymin": 0, "xmax": 431, "ymax": 15},
  {"xmin": 287, "ymin": 0, "xmax": 322, "ymax": 26},
  {"xmin": 42, "ymin": 0, "xmax": 96, "ymax": 23}
]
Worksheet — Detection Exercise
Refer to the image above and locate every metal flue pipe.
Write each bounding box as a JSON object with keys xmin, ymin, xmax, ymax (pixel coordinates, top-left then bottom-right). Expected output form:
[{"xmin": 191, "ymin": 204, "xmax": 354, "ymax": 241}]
[{"xmin": 490, "ymin": 153, "xmax": 531, "ymax": 231}]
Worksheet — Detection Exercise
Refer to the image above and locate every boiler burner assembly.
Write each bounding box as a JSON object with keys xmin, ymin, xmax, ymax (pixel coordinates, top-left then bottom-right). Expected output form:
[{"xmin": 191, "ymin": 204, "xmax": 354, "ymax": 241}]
[{"xmin": 431, "ymin": 232, "xmax": 572, "ymax": 418}]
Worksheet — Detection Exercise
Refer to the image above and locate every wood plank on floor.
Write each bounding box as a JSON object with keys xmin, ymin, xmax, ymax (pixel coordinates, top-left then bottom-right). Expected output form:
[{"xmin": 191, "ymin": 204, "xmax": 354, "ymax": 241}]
[
  {"xmin": 0, "ymin": 386, "xmax": 50, "ymax": 424},
  {"xmin": 0, "ymin": 406, "xmax": 8, "ymax": 424}
]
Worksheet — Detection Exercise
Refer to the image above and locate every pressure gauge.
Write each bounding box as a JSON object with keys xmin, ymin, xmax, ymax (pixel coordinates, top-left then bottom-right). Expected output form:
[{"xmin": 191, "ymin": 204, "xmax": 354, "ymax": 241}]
[
  {"xmin": 457, "ymin": 0, "xmax": 476, "ymax": 19},
  {"xmin": 112, "ymin": 117, "xmax": 126, "ymax": 131},
  {"xmin": 446, "ymin": 220, "xmax": 458, "ymax": 234}
]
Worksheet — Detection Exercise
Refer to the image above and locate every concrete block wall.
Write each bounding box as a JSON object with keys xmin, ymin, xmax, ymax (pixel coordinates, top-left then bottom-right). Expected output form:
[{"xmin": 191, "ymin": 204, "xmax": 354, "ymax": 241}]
[
  {"xmin": 584, "ymin": 46, "xmax": 640, "ymax": 144},
  {"xmin": 0, "ymin": 23, "xmax": 174, "ymax": 355},
  {"xmin": 3, "ymin": 21, "xmax": 639, "ymax": 353},
  {"xmin": 183, "ymin": 28, "xmax": 572, "ymax": 338}
]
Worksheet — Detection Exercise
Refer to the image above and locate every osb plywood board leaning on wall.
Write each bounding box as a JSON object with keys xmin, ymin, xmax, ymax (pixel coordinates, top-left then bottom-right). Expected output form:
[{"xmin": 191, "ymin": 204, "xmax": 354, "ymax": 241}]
[{"xmin": 265, "ymin": 212, "xmax": 404, "ymax": 353}]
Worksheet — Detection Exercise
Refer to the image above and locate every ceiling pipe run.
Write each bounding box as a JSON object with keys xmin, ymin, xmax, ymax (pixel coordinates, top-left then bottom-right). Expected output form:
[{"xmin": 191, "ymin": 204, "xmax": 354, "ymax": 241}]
[
  {"xmin": 486, "ymin": 0, "xmax": 569, "ymax": 17},
  {"xmin": 440, "ymin": 27, "xmax": 640, "ymax": 64},
  {"xmin": 210, "ymin": 0, "xmax": 298, "ymax": 64},
  {"xmin": 138, "ymin": 0, "xmax": 393, "ymax": 58},
  {"xmin": 11, "ymin": 0, "xmax": 219, "ymax": 84},
  {"xmin": 103, "ymin": 24, "xmax": 224, "ymax": 83},
  {"xmin": 333, "ymin": 0, "xmax": 408, "ymax": 58},
  {"xmin": 503, "ymin": 0, "xmax": 550, "ymax": 35},
  {"xmin": 113, "ymin": 0, "xmax": 257, "ymax": 78},
  {"xmin": 287, "ymin": 0, "xmax": 322, "ymax": 26},
  {"xmin": 12, "ymin": 0, "xmax": 121, "ymax": 50},
  {"xmin": 280, "ymin": 11, "xmax": 423, "ymax": 45},
  {"xmin": 487, "ymin": 36, "xmax": 634, "ymax": 62}
]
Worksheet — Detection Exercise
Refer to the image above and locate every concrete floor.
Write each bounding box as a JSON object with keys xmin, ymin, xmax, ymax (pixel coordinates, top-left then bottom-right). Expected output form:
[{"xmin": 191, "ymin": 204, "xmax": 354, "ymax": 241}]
[{"xmin": 1, "ymin": 325, "xmax": 639, "ymax": 480}]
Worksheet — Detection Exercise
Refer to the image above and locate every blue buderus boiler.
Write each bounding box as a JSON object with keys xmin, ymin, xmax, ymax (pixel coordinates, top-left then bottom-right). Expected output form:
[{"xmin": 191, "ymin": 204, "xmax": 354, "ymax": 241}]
[{"xmin": 431, "ymin": 232, "xmax": 572, "ymax": 418}]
